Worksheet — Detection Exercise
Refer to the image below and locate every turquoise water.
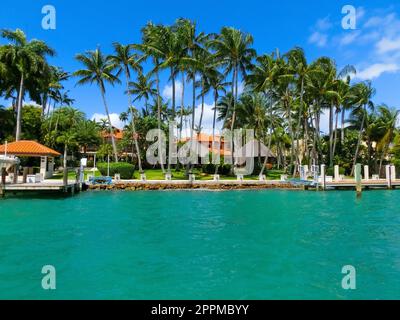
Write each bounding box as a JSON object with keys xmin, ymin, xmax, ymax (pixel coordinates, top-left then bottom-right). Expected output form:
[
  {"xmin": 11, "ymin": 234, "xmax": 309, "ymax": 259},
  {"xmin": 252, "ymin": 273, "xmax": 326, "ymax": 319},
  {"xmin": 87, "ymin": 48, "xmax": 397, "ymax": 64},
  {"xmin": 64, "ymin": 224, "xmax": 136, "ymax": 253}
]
[{"xmin": 0, "ymin": 189, "xmax": 399, "ymax": 300}]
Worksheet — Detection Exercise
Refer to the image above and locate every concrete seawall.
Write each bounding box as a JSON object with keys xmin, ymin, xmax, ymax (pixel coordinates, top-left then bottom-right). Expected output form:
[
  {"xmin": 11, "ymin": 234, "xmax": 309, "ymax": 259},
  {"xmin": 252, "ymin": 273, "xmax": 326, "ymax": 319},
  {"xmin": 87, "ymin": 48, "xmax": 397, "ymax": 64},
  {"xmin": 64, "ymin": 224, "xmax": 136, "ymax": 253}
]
[{"xmin": 88, "ymin": 180, "xmax": 302, "ymax": 191}]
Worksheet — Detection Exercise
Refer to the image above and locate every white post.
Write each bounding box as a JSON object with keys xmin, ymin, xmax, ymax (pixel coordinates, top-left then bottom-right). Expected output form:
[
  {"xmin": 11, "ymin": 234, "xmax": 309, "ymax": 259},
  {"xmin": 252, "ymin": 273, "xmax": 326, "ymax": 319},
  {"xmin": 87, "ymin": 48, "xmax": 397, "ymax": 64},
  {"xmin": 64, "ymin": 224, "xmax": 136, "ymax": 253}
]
[
  {"xmin": 334, "ymin": 165, "xmax": 340, "ymax": 182},
  {"xmin": 386, "ymin": 165, "xmax": 392, "ymax": 189},
  {"xmin": 364, "ymin": 165, "xmax": 369, "ymax": 181},
  {"xmin": 391, "ymin": 165, "xmax": 396, "ymax": 181},
  {"xmin": 107, "ymin": 154, "xmax": 110, "ymax": 177},
  {"xmin": 40, "ymin": 156, "xmax": 47, "ymax": 179},
  {"xmin": 321, "ymin": 164, "xmax": 326, "ymax": 190}
]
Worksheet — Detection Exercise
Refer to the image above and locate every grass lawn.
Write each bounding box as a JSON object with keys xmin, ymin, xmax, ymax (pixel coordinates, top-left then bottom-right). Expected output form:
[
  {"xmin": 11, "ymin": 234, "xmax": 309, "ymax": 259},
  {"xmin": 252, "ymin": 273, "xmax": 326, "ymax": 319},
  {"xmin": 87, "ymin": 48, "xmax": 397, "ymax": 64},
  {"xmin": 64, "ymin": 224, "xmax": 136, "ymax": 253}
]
[
  {"xmin": 49, "ymin": 168, "xmax": 286, "ymax": 181},
  {"xmin": 133, "ymin": 169, "xmax": 286, "ymax": 181}
]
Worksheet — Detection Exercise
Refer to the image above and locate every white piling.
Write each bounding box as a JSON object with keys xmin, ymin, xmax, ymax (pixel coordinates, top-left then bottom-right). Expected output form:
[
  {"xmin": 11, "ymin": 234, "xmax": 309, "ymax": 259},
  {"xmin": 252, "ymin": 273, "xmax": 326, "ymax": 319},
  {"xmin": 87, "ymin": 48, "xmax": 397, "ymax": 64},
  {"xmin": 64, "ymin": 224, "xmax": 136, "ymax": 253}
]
[
  {"xmin": 334, "ymin": 165, "xmax": 340, "ymax": 182},
  {"xmin": 321, "ymin": 164, "xmax": 326, "ymax": 190},
  {"xmin": 386, "ymin": 165, "xmax": 392, "ymax": 189},
  {"xmin": 364, "ymin": 165, "xmax": 369, "ymax": 181},
  {"xmin": 391, "ymin": 165, "xmax": 396, "ymax": 182}
]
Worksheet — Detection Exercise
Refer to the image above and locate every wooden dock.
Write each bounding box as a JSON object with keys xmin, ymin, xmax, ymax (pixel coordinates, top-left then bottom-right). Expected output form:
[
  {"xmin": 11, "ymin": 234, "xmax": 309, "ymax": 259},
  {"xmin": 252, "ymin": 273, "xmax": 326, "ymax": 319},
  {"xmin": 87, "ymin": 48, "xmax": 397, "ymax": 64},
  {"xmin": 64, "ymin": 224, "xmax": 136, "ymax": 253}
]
[
  {"xmin": 0, "ymin": 180, "xmax": 84, "ymax": 197},
  {"xmin": 323, "ymin": 179, "xmax": 400, "ymax": 190}
]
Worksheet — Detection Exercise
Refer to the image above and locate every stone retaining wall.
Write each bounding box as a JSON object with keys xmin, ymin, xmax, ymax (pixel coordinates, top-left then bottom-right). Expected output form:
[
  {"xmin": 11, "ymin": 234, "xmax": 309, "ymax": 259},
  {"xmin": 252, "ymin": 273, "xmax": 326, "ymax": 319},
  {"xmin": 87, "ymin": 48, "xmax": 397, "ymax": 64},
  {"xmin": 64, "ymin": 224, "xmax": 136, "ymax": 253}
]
[{"xmin": 88, "ymin": 181, "xmax": 301, "ymax": 191}]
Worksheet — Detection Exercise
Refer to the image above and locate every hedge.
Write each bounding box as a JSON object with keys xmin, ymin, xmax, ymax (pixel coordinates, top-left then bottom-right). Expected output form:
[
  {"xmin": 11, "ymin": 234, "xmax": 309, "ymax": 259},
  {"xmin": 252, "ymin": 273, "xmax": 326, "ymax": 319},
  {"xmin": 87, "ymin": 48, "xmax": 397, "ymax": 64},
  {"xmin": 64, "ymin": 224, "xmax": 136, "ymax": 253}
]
[{"xmin": 97, "ymin": 162, "xmax": 135, "ymax": 179}]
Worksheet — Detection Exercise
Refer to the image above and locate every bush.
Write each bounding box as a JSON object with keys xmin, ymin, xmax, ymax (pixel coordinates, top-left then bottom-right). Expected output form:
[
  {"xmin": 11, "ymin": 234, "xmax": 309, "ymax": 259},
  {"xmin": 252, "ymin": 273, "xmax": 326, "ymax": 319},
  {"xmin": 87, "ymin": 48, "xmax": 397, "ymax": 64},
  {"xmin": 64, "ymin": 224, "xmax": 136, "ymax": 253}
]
[
  {"xmin": 326, "ymin": 166, "xmax": 345, "ymax": 176},
  {"xmin": 201, "ymin": 163, "xmax": 232, "ymax": 176},
  {"xmin": 97, "ymin": 162, "xmax": 135, "ymax": 179}
]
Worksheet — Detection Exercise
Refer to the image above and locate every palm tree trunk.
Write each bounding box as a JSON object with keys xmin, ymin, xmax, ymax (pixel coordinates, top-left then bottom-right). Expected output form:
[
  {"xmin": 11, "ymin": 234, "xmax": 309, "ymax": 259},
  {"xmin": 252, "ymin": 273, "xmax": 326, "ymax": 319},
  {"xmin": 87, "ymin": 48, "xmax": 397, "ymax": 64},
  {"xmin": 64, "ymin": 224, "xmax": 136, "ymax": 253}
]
[
  {"xmin": 63, "ymin": 145, "xmax": 68, "ymax": 186},
  {"xmin": 187, "ymin": 71, "xmax": 196, "ymax": 174},
  {"xmin": 171, "ymin": 67, "xmax": 176, "ymax": 120},
  {"xmin": 294, "ymin": 78, "xmax": 304, "ymax": 171},
  {"xmin": 125, "ymin": 69, "xmax": 143, "ymax": 174},
  {"xmin": 341, "ymin": 108, "xmax": 345, "ymax": 143},
  {"xmin": 351, "ymin": 106, "xmax": 366, "ymax": 176},
  {"xmin": 329, "ymin": 104, "xmax": 334, "ymax": 167},
  {"xmin": 198, "ymin": 78, "xmax": 205, "ymax": 133},
  {"xmin": 179, "ymin": 72, "xmax": 185, "ymax": 141},
  {"xmin": 213, "ymin": 90, "xmax": 219, "ymax": 175},
  {"xmin": 15, "ymin": 73, "xmax": 24, "ymax": 141},
  {"xmin": 332, "ymin": 109, "xmax": 339, "ymax": 163},
  {"xmin": 100, "ymin": 86, "xmax": 118, "ymax": 162},
  {"xmin": 155, "ymin": 64, "xmax": 165, "ymax": 173}
]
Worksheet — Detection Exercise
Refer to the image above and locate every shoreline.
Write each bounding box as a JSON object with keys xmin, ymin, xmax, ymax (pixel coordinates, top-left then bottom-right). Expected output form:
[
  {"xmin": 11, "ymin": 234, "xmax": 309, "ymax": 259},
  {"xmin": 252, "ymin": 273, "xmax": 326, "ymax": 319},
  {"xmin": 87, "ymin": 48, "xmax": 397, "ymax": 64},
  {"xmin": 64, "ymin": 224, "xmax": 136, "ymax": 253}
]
[{"xmin": 88, "ymin": 180, "xmax": 303, "ymax": 191}]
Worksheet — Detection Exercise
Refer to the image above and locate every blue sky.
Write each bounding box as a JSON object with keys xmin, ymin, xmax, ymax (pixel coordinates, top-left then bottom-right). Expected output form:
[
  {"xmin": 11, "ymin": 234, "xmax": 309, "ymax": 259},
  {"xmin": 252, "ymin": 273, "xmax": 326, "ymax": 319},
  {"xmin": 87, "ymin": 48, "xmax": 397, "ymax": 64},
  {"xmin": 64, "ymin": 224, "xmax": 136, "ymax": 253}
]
[{"xmin": 1, "ymin": 0, "xmax": 400, "ymax": 132}]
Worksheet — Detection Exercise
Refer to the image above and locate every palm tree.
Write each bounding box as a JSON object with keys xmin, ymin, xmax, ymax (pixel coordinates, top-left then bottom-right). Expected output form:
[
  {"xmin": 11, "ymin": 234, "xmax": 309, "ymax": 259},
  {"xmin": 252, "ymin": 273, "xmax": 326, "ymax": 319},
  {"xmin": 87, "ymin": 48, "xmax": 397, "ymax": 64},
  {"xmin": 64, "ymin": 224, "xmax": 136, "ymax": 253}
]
[
  {"xmin": 0, "ymin": 29, "xmax": 55, "ymax": 141},
  {"xmin": 111, "ymin": 42, "xmax": 144, "ymax": 173},
  {"xmin": 74, "ymin": 48, "xmax": 120, "ymax": 162},
  {"xmin": 175, "ymin": 19, "xmax": 209, "ymax": 172},
  {"xmin": 129, "ymin": 72, "xmax": 157, "ymax": 116},
  {"xmin": 202, "ymin": 66, "xmax": 229, "ymax": 166},
  {"xmin": 56, "ymin": 130, "xmax": 77, "ymax": 186},
  {"xmin": 350, "ymin": 81, "xmax": 375, "ymax": 174},
  {"xmin": 376, "ymin": 105, "xmax": 399, "ymax": 173},
  {"xmin": 247, "ymin": 52, "xmax": 284, "ymax": 175},
  {"xmin": 209, "ymin": 27, "xmax": 256, "ymax": 131}
]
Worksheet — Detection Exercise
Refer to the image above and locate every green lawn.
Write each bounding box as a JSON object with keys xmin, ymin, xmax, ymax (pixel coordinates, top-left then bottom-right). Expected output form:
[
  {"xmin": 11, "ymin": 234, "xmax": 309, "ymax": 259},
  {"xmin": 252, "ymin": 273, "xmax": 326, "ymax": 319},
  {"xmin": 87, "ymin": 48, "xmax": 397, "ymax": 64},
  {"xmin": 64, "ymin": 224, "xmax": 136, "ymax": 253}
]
[{"xmin": 49, "ymin": 168, "xmax": 286, "ymax": 181}]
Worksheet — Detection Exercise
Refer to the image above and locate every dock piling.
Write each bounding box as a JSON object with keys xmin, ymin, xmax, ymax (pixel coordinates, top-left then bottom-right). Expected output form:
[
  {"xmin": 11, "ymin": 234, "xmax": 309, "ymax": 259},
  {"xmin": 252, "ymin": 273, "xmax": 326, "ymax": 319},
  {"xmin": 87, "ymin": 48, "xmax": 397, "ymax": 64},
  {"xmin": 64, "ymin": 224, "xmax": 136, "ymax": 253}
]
[
  {"xmin": 386, "ymin": 165, "xmax": 392, "ymax": 189},
  {"xmin": 355, "ymin": 163, "xmax": 362, "ymax": 195}
]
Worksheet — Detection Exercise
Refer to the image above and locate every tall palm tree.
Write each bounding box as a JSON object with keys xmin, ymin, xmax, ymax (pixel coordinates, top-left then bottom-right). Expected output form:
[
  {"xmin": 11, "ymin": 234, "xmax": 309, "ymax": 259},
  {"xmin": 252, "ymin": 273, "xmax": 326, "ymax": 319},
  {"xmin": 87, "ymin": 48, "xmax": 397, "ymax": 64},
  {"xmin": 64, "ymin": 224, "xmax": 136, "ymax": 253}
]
[
  {"xmin": 0, "ymin": 29, "xmax": 55, "ymax": 141},
  {"xmin": 111, "ymin": 42, "xmax": 144, "ymax": 173},
  {"xmin": 350, "ymin": 81, "xmax": 375, "ymax": 174},
  {"xmin": 74, "ymin": 48, "xmax": 120, "ymax": 162},
  {"xmin": 209, "ymin": 27, "xmax": 256, "ymax": 131},
  {"xmin": 202, "ymin": 66, "xmax": 229, "ymax": 165}
]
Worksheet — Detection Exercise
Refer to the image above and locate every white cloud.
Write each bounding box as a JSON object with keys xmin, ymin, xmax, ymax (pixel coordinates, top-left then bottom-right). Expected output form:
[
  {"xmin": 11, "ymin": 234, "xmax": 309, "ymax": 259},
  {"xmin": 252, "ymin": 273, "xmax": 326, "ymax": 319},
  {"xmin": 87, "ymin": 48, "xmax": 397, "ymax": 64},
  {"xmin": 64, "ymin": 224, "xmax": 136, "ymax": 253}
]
[
  {"xmin": 162, "ymin": 81, "xmax": 183, "ymax": 101},
  {"xmin": 91, "ymin": 113, "xmax": 125, "ymax": 129},
  {"xmin": 355, "ymin": 63, "xmax": 400, "ymax": 80},
  {"xmin": 316, "ymin": 17, "xmax": 333, "ymax": 31},
  {"xmin": 376, "ymin": 37, "xmax": 400, "ymax": 54},
  {"xmin": 340, "ymin": 31, "xmax": 361, "ymax": 46},
  {"xmin": 319, "ymin": 110, "xmax": 330, "ymax": 135},
  {"xmin": 194, "ymin": 102, "xmax": 222, "ymax": 134},
  {"xmin": 309, "ymin": 32, "xmax": 328, "ymax": 47}
]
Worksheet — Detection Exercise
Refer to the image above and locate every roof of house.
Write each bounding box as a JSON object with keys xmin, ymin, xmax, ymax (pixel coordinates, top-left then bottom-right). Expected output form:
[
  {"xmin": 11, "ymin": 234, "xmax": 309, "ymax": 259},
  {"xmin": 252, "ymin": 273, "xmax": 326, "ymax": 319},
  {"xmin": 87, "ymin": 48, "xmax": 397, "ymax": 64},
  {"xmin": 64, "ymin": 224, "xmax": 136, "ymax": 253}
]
[
  {"xmin": 0, "ymin": 140, "xmax": 61, "ymax": 157},
  {"xmin": 181, "ymin": 133, "xmax": 223, "ymax": 143},
  {"xmin": 102, "ymin": 128, "xmax": 124, "ymax": 140}
]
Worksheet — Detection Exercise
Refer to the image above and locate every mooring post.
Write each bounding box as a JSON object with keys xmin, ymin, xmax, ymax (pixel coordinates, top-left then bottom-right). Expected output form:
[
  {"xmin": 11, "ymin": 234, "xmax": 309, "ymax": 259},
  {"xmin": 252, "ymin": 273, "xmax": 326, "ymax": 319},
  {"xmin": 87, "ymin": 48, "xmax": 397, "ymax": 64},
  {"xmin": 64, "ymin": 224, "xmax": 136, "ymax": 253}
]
[
  {"xmin": 364, "ymin": 165, "xmax": 369, "ymax": 181},
  {"xmin": 321, "ymin": 164, "xmax": 326, "ymax": 191},
  {"xmin": 391, "ymin": 165, "xmax": 396, "ymax": 182},
  {"xmin": 386, "ymin": 165, "xmax": 392, "ymax": 189},
  {"xmin": 355, "ymin": 163, "xmax": 362, "ymax": 195},
  {"xmin": 334, "ymin": 165, "xmax": 340, "ymax": 181},
  {"xmin": 1, "ymin": 168, "xmax": 6, "ymax": 198}
]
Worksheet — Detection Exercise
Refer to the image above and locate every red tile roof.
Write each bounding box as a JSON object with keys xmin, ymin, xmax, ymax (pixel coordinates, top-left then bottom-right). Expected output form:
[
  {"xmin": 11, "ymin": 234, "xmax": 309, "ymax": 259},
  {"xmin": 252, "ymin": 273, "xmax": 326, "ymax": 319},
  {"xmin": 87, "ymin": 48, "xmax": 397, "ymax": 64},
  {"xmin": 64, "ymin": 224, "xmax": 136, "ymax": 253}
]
[{"xmin": 0, "ymin": 140, "xmax": 61, "ymax": 157}]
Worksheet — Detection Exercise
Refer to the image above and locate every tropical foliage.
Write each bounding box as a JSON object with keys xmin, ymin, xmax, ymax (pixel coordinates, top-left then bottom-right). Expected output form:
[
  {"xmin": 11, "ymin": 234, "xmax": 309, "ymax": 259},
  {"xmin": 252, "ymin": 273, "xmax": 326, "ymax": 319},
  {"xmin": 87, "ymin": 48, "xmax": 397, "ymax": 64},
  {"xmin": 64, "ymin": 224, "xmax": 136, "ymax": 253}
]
[{"xmin": 1, "ymin": 23, "xmax": 399, "ymax": 177}]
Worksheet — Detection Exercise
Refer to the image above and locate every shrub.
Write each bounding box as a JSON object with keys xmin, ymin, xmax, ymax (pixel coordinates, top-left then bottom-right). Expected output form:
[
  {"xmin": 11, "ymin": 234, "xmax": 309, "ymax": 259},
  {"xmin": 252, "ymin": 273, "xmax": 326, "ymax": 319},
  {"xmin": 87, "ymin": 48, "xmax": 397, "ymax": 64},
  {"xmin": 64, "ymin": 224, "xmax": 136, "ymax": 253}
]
[
  {"xmin": 326, "ymin": 166, "xmax": 345, "ymax": 176},
  {"xmin": 97, "ymin": 162, "xmax": 135, "ymax": 179},
  {"xmin": 201, "ymin": 163, "xmax": 232, "ymax": 176}
]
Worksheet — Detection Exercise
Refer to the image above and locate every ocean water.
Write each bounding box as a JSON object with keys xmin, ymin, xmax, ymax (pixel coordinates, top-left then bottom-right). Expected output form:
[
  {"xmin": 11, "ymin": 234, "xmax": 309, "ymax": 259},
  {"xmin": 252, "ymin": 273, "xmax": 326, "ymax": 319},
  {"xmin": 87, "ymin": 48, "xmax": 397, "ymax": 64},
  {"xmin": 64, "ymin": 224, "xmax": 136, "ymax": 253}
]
[{"xmin": 0, "ymin": 189, "xmax": 399, "ymax": 300}]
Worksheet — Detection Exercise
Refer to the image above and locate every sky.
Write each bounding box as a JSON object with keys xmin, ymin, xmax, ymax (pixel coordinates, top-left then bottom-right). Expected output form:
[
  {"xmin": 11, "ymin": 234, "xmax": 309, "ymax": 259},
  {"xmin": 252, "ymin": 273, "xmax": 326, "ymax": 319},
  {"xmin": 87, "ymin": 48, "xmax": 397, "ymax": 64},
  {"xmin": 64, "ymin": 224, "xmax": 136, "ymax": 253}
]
[{"xmin": 1, "ymin": 0, "xmax": 400, "ymax": 133}]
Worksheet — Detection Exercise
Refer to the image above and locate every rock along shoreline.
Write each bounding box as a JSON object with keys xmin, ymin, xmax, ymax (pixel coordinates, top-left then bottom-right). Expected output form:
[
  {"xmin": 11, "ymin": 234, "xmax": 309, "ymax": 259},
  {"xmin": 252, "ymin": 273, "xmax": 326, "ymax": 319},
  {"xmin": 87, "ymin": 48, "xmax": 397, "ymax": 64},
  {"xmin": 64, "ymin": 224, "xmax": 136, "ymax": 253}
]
[{"xmin": 88, "ymin": 180, "xmax": 302, "ymax": 191}]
